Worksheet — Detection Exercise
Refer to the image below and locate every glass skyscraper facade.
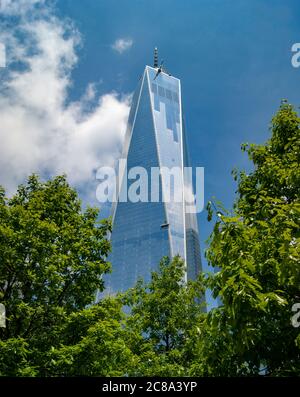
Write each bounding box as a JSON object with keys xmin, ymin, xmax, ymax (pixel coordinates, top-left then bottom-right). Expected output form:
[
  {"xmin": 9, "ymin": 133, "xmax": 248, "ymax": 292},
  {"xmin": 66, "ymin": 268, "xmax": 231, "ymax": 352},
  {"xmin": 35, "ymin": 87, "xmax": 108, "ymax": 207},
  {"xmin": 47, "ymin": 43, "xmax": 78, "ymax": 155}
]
[{"xmin": 104, "ymin": 63, "xmax": 202, "ymax": 294}]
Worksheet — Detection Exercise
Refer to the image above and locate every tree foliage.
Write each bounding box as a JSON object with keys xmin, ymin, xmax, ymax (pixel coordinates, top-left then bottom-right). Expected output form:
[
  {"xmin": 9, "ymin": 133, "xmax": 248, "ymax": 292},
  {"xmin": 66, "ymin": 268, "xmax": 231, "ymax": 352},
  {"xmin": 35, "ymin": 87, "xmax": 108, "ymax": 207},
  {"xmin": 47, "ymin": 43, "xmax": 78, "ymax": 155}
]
[
  {"xmin": 0, "ymin": 175, "xmax": 115, "ymax": 375},
  {"xmin": 203, "ymin": 101, "xmax": 300, "ymax": 375},
  {"xmin": 123, "ymin": 256, "xmax": 206, "ymax": 376}
]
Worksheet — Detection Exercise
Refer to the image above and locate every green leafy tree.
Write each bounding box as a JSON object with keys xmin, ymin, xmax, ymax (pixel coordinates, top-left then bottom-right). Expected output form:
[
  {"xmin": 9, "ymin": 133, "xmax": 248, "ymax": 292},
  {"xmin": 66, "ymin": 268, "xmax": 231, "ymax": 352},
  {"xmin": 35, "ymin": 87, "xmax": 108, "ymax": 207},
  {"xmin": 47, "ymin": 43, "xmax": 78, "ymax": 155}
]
[
  {"xmin": 200, "ymin": 101, "xmax": 300, "ymax": 375},
  {"xmin": 47, "ymin": 297, "xmax": 136, "ymax": 376},
  {"xmin": 0, "ymin": 174, "xmax": 123, "ymax": 375},
  {"xmin": 123, "ymin": 256, "xmax": 206, "ymax": 376}
]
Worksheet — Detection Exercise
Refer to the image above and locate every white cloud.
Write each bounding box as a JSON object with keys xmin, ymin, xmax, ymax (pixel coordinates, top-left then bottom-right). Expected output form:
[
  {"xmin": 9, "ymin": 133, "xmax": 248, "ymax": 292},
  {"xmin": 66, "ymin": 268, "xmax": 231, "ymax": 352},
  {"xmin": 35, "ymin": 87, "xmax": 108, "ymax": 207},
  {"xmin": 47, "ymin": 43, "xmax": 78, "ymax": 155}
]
[
  {"xmin": 0, "ymin": 0, "xmax": 45, "ymax": 15},
  {"xmin": 112, "ymin": 38, "xmax": 133, "ymax": 54},
  {"xmin": 0, "ymin": 0, "xmax": 130, "ymax": 204}
]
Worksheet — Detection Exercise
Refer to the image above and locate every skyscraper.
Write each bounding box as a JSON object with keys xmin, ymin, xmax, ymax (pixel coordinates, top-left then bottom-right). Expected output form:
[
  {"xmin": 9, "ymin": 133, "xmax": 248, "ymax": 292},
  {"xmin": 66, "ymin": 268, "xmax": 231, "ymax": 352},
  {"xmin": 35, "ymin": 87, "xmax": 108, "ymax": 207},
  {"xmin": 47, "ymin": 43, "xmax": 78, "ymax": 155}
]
[{"xmin": 105, "ymin": 50, "xmax": 202, "ymax": 294}]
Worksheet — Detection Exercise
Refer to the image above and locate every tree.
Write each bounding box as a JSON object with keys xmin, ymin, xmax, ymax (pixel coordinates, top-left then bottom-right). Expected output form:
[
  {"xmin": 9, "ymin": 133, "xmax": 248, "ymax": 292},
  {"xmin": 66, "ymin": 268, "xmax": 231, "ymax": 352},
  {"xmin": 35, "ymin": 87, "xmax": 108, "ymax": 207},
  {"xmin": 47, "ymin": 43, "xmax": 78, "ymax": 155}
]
[
  {"xmin": 201, "ymin": 101, "xmax": 300, "ymax": 375},
  {"xmin": 47, "ymin": 297, "xmax": 136, "ymax": 376},
  {"xmin": 0, "ymin": 174, "xmax": 120, "ymax": 375},
  {"xmin": 123, "ymin": 256, "xmax": 206, "ymax": 376}
]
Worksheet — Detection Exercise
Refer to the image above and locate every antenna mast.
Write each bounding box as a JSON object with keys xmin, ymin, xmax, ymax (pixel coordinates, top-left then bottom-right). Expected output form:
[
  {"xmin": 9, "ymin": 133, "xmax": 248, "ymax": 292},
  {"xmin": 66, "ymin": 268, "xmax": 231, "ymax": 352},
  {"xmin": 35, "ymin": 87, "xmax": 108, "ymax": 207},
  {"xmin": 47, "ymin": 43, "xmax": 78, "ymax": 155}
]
[{"xmin": 154, "ymin": 47, "xmax": 158, "ymax": 68}]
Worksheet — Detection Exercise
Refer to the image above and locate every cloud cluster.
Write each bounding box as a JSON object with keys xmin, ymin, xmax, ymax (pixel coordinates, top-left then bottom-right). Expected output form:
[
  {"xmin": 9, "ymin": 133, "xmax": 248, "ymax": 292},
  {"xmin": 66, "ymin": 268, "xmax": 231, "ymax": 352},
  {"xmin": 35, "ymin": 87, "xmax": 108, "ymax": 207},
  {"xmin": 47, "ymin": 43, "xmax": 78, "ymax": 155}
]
[
  {"xmin": 0, "ymin": 0, "xmax": 130, "ymax": 204},
  {"xmin": 112, "ymin": 38, "xmax": 133, "ymax": 54}
]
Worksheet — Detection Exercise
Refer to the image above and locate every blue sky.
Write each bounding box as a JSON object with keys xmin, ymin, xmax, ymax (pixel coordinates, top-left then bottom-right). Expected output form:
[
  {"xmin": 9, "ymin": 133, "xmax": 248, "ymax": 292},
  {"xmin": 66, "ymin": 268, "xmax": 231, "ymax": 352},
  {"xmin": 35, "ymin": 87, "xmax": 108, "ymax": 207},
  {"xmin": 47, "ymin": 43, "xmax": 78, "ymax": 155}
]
[{"xmin": 1, "ymin": 0, "xmax": 300, "ymax": 305}]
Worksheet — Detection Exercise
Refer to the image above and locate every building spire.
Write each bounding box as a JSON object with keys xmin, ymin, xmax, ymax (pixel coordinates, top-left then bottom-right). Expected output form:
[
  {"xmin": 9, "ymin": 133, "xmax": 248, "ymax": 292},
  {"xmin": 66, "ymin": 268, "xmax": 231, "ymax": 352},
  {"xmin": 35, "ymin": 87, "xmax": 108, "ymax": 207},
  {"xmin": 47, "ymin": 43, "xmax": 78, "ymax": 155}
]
[{"xmin": 154, "ymin": 47, "xmax": 158, "ymax": 68}]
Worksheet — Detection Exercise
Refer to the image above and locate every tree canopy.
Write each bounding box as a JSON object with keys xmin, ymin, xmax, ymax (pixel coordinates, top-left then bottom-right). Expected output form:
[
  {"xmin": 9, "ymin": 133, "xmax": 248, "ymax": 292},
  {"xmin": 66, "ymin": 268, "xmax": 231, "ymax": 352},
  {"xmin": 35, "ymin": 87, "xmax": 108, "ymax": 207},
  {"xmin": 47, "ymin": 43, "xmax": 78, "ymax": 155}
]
[
  {"xmin": 123, "ymin": 256, "xmax": 206, "ymax": 376},
  {"xmin": 0, "ymin": 175, "xmax": 114, "ymax": 375},
  {"xmin": 203, "ymin": 100, "xmax": 300, "ymax": 375}
]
